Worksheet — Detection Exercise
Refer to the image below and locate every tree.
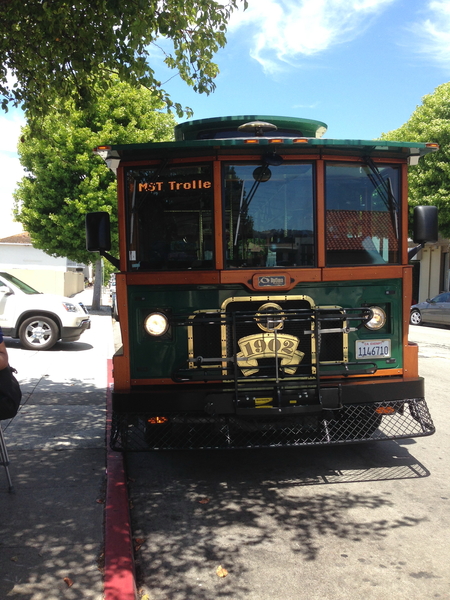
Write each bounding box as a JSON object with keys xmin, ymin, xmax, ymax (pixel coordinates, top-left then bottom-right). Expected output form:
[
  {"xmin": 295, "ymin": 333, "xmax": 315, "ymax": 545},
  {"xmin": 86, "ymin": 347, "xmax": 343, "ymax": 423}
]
[
  {"xmin": 1, "ymin": 0, "xmax": 246, "ymax": 121},
  {"xmin": 14, "ymin": 78, "xmax": 176, "ymax": 307},
  {"xmin": 380, "ymin": 82, "xmax": 450, "ymax": 238}
]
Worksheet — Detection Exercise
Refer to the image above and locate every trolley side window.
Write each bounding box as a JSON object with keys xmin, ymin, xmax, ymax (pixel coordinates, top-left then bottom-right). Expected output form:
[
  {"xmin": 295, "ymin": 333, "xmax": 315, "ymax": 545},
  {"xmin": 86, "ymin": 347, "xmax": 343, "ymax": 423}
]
[
  {"xmin": 125, "ymin": 164, "xmax": 214, "ymax": 270},
  {"xmin": 325, "ymin": 162, "xmax": 400, "ymax": 266},
  {"xmin": 223, "ymin": 162, "xmax": 315, "ymax": 269}
]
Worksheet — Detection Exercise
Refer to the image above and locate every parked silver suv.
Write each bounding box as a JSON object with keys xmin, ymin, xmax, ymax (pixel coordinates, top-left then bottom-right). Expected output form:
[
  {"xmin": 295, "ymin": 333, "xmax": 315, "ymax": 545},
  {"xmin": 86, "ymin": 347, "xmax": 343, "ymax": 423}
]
[{"xmin": 0, "ymin": 272, "xmax": 90, "ymax": 350}]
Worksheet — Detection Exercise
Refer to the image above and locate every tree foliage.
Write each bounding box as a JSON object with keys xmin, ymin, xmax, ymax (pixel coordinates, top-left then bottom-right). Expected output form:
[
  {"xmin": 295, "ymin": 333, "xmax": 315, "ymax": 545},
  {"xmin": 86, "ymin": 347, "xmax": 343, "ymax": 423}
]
[
  {"xmin": 14, "ymin": 78, "xmax": 176, "ymax": 265},
  {"xmin": 1, "ymin": 0, "xmax": 246, "ymax": 120},
  {"xmin": 380, "ymin": 82, "xmax": 450, "ymax": 237}
]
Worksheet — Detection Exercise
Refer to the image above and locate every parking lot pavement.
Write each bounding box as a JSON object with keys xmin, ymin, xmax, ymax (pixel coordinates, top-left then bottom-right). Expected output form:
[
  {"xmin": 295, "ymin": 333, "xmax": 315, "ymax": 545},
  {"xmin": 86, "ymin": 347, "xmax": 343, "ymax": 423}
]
[{"xmin": 0, "ymin": 305, "xmax": 114, "ymax": 600}]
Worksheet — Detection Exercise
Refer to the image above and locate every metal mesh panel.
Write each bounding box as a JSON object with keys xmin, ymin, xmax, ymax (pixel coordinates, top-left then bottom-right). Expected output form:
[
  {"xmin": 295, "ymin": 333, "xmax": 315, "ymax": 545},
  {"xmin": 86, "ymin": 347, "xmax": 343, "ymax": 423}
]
[
  {"xmin": 192, "ymin": 312, "xmax": 222, "ymax": 358},
  {"xmin": 110, "ymin": 398, "xmax": 434, "ymax": 451},
  {"xmin": 318, "ymin": 319, "xmax": 343, "ymax": 362}
]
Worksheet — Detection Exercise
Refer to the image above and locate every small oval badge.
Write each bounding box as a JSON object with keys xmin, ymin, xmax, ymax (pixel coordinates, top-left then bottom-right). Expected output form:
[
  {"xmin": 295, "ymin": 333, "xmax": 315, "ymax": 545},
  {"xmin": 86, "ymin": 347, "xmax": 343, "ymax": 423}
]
[{"xmin": 253, "ymin": 273, "xmax": 288, "ymax": 289}]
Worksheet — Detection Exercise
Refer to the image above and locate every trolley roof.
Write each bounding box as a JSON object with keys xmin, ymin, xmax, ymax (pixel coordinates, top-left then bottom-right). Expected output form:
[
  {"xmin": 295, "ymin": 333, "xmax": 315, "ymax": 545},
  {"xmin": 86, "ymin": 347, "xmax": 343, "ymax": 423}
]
[
  {"xmin": 94, "ymin": 115, "xmax": 439, "ymax": 168},
  {"xmin": 174, "ymin": 114, "xmax": 328, "ymax": 140}
]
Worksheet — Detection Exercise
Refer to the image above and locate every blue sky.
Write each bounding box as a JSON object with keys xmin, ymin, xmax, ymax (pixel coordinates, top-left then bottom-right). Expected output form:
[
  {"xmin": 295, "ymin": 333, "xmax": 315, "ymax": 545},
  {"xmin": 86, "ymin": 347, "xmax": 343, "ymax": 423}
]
[{"xmin": 1, "ymin": 0, "xmax": 450, "ymax": 237}]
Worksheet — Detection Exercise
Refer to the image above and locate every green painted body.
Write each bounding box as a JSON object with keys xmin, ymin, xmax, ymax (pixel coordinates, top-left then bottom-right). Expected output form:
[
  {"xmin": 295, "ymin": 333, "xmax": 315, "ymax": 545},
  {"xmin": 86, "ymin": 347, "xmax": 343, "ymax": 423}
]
[{"xmin": 128, "ymin": 279, "xmax": 402, "ymax": 380}]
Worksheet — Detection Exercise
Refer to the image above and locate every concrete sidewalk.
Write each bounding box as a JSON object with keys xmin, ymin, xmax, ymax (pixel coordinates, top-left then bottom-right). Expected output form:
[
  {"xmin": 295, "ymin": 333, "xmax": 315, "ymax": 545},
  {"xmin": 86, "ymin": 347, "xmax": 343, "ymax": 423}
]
[{"xmin": 0, "ymin": 291, "xmax": 114, "ymax": 600}]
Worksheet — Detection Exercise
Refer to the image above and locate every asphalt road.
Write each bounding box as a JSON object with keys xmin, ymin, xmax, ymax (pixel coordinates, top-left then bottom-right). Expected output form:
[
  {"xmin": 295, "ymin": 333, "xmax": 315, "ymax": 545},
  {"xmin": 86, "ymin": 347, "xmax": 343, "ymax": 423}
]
[{"xmin": 127, "ymin": 325, "xmax": 450, "ymax": 600}]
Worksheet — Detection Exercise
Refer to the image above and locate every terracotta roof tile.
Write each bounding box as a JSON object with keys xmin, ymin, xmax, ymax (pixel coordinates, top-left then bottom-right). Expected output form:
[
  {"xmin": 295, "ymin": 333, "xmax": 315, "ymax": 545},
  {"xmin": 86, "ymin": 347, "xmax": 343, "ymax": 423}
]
[
  {"xmin": 326, "ymin": 211, "xmax": 396, "ymax": 250},
  {"xmin": 0, "ymin": 232, "xmax": 31, "ymax": 244}
]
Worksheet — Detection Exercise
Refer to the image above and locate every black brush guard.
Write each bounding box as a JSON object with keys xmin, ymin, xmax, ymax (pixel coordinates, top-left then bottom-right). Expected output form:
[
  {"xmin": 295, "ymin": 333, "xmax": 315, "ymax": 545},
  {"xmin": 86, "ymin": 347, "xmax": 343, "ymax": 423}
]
[
  {"xmin": 111, "ymin": 306, "xmax": 435, "ymax": 450},
  {"xmin": 174, "ymin": 306, "xmax": 376, "ymax": 381}
]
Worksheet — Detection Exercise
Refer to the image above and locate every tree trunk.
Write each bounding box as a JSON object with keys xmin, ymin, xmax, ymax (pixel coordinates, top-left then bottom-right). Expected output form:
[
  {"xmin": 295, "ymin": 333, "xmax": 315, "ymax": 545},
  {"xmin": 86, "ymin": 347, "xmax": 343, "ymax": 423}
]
[{"xmin": 91, "ymin": 258, "xmax": 102, "ymax": 310}]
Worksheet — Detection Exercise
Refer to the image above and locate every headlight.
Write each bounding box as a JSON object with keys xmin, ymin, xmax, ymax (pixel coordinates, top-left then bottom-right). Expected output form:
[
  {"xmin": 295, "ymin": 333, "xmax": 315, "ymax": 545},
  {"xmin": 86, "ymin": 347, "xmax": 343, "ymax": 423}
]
[
  {"xmin": 62, "ymin": 302, "xmax": 78, "ymax": 312},
  {"xmin": 144, "ymin": 312, "xmax": 169, "ymax": 336},
  {"xmin": 365, "ymin": 306, "xmax": 386, "ymax": 330}
]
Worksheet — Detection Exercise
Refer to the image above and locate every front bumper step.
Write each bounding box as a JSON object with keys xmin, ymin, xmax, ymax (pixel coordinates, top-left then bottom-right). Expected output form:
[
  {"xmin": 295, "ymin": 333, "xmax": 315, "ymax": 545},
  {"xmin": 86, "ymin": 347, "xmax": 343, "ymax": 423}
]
[{"xmin": 110, "ymin": 398, "xmax": 434, "ymax": 451}]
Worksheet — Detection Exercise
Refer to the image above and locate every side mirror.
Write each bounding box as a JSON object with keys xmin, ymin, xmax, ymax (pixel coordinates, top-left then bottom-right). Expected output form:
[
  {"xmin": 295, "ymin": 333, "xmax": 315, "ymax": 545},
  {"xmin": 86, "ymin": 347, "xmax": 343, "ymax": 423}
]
[
  {"xmin": 408, "ymin": 206, "xmax": 438, "ymax": 260},
  {"xmin": 85, "ymin": 212, "xmax": 120, "ymax": 269},
  {"xmin": 0, "ymin": 286, "xmax": 13, "ymax": 296},
  {"xmin": 85, "ymin": 212, "xmax": 111, "ymax": 252},
  {"xmin": 413, "ymin": 206, "xmax": 438, "ymax": 244}
]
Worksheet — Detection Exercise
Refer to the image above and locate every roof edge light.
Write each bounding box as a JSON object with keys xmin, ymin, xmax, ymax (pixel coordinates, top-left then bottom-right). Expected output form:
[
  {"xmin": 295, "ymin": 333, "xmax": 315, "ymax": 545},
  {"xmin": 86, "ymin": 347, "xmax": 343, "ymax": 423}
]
[{"xmin": 93, "ymin": 147, "xmax": 121, "ymax": 174}]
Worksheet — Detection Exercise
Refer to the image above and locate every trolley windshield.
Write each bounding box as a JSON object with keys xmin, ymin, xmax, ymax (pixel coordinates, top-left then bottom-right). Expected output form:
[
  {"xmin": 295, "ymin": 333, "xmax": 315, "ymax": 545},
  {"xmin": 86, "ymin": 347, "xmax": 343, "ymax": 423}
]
[
  {"xmin": 223, "ymin": 162, "xmax": 315, "ymax": 268},
  {"xmin": 124, "ymin": 159, "xmax": 401, "ymax": 271}
]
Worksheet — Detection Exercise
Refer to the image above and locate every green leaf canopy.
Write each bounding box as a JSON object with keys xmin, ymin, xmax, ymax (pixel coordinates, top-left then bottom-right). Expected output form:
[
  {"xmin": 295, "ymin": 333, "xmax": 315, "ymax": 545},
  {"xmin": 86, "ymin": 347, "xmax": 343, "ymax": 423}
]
[
  {"xmin": 1, "ymin": 0, "xmax": 246, "ymax": 118},
  {"xmin": 380, "ymin": 82, "xmax": 450, "ymax": 238}
]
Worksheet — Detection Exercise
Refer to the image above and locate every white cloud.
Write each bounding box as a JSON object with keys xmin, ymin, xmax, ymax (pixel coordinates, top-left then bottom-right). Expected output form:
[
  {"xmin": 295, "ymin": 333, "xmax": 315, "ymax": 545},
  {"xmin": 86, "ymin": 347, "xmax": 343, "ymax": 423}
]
[
  {"xmin": 409, "ymin": 0, "xmax": 450, "ymax": 67},
  {"xmin": 229, "ymin": 0, "xmax": 397, "ymax": 72}
]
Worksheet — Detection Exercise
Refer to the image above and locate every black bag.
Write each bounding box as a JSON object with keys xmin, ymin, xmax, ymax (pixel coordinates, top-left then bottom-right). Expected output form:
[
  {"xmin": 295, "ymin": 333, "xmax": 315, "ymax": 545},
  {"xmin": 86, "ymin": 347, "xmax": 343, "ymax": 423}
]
[{"xmin": 0, "ymin": 366, "xmax": 22, "ymax": 420}]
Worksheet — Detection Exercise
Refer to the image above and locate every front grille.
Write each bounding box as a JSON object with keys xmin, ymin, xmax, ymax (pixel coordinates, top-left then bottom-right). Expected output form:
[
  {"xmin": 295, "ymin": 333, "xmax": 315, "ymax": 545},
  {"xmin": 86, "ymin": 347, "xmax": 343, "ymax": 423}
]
[
  {"xmin": 110, "ymin": 398, "xmax": 435, "ymax": 451},
  {"xmin": 225, "ymin": 298, "xmax": 314, "ymax": 378},
  {"xmin": 180, "ymin": 298, "xmax": 372, "ymax": 383}
]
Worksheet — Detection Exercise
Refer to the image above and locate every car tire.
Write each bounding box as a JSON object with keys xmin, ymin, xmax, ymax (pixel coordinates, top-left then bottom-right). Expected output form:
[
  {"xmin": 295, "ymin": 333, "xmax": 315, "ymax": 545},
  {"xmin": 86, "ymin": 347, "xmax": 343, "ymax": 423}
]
[
  {"xmin": 18, "ymin": 316, "xmax": 59, "ymax": 350},
  {"xmin": 410, "ymin": 309, "xmax": 422, "ymax": 326}
]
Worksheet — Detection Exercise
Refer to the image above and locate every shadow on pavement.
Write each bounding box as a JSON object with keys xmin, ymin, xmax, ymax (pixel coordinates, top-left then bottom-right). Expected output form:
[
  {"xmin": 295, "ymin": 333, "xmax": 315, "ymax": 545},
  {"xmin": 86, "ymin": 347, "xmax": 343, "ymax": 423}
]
[
  {"xmin": 0, "ymin": 377, "xmax": 106, "ymax": 600},
  {"xmin": 127, "ymin": 441, "xmax": 430, "ymax": 599}
]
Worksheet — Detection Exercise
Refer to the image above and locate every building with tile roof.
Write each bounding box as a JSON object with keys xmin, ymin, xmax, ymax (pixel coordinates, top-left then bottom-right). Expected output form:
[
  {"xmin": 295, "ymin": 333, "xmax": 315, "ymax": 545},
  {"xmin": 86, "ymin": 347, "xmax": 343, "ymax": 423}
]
[{"xmin": 0, "ymin": 232, "xmax": 88, "ymax": 296}]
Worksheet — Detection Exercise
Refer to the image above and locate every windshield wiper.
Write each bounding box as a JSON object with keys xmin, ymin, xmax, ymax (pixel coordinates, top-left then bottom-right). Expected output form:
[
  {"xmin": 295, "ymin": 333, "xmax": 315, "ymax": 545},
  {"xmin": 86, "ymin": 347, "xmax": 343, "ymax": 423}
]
[
  {"xmin": 363, "ymin": 156, "xmax": 399, "ymax": 239},
  {"xmin": 233, "ymin": 172, "xmax": 269, "ymax": 247}
]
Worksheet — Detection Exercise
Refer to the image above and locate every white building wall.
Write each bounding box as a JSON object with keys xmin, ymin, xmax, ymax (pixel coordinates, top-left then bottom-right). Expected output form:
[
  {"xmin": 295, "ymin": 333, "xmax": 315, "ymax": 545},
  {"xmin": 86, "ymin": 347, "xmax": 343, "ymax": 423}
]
[
  {"xmin": 0, "ymin": 243, "xmax": 69, "ymax": 270},
  {"xmin": 417, "ymin": 245, "xmax": 447, "ymax": 302}
]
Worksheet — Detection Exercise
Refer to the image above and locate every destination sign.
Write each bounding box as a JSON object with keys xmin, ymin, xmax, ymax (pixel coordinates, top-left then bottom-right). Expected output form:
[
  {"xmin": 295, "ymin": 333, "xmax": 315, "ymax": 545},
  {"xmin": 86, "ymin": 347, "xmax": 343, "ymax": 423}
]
[{"xmin": 138, "ymin": 179, "xmax": 212, "ymax": 193}]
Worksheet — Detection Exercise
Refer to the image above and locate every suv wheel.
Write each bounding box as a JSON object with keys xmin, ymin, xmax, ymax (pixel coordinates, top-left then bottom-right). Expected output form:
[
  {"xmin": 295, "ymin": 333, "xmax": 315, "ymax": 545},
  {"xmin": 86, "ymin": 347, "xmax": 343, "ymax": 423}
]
[{"xmin": 19, "ymin": 316, "xmax": 59, "ymax": 350}]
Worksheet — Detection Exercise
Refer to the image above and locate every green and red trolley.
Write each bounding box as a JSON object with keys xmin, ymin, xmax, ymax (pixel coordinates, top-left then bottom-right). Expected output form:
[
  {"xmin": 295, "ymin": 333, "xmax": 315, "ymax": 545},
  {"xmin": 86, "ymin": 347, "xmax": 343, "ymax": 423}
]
[{"xmin": 87, "ymin": 114, "xmax": 439, "ymax": 450}]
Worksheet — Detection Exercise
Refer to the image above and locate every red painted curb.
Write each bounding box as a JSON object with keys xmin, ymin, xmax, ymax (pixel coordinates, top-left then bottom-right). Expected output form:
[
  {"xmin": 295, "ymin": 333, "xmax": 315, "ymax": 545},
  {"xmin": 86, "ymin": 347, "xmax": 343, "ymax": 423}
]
[{"xmin": 104, "ymin": 359, "xmax": 138, "ymax": 600}]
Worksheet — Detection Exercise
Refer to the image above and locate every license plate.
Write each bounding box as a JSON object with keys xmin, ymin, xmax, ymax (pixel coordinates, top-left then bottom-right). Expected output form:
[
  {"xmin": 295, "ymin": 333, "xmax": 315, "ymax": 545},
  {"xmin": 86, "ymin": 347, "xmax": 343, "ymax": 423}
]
[{"xmin": 355, "ymin": 339, "xmax": 391, "ymax": 359}]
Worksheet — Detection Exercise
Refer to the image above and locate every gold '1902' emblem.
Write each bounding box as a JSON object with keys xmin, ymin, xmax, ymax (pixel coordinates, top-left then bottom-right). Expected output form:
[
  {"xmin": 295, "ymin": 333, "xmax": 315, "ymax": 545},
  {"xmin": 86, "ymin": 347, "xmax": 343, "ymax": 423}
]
[{"xmin": 236, "ymin": 332, "xmax": 304, "ymax": 376}]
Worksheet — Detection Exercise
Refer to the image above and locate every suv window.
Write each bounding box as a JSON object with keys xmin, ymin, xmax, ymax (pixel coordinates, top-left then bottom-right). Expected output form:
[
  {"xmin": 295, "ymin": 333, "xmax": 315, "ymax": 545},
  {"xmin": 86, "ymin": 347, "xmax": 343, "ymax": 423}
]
[{"xmin": 0, "ymin": 273, "xmax": 39, "ymax": 294}]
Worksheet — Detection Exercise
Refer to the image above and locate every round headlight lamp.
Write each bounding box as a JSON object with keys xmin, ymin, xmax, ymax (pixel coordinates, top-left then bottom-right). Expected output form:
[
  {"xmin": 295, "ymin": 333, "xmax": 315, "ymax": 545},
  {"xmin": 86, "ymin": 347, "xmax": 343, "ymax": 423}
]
[
  {"xmin": 144, "ymin": 312, "xmax": 169, "ymax": 336},
  {"xmin": 365, "ymin": 306, "xmax": 386, "ymax": 331}
]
